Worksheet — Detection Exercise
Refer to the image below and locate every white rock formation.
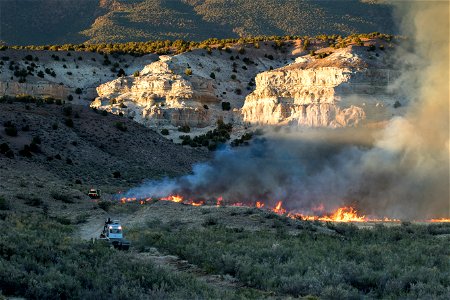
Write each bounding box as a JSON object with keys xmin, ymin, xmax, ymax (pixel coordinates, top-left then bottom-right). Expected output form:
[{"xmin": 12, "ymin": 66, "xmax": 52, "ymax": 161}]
[{"xmin": 242, "ymin": 48, "xmax": 401, "ymax": 127}]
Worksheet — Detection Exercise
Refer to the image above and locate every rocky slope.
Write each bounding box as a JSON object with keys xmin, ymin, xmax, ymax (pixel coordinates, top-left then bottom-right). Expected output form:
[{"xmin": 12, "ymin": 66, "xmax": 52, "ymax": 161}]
[
  {"xmin": 242, "ymin": 46, "xmax": 402, "ymax": 127},
  {"xmin": 1, "ymin": 38, "xmax": 404, "ymax": 138},
  {"xmin": 0, "ymin": 49, "xmax": 156, "ymax": 104},
  {"xmin": 91, "ymin": 39, "xmax": 403, "ymax": 134},
  {"xmin": 91, "ymin": 43, "xmax": 290, "ymax": 131}
]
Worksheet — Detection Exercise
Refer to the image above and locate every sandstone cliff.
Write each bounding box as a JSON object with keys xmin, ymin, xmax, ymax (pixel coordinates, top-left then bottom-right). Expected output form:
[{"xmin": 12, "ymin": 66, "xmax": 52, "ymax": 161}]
[{"xmin": 242, "ymin": 47, "xmax": 402, "ymax": 127}]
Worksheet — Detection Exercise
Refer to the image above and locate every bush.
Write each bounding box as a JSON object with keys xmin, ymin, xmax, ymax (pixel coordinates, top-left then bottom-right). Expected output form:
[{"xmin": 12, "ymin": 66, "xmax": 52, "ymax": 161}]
[
  {"xmin": 230, "ymin": 74, "xmax": 236, "ymax": 80},
  {"xmin": 221, "ymin": 102, "xmax": 231, "ymax": 111},
  {"xmin": 210, "ymin": 72, "xmax": 215, "ymax": 79},
  {"xmin": 67, "ymin": 94, "xmax": 73, "ymax": 101},
  {"xmin": 4, "ymin": 123, "xmax": 17, "ymax": 137},
  {"xmin": 184, "ymin": 68, "xmax": 192, "ymax": 76},
  {"xmin": 25, "ymin": 197, "xmax": 43, "ymax": 207},
  {"xmin": 63, "ymin": 105, "xmax": 72, "ymax": 116},
  {"xmin": 133, "ymin": 71, "xmax": 140, "ymax": 77},
  {"xmin": 75, "ymin": 88, "xmax": 82, "ymax": 94},
  {"xmin": 51, "ymin": 191, "xmax": 73, "ymax": 203},
  {"xmin": 114, "ymin": 122, "xmax": 127, "ymax": 131},
  {"xmin": 98, "ymin": 201, "xmax": 112, "ymax": 211},
  {"xmin": 113, "ymin": 171, "xmax": 121, "ymax": 178},
  {"xmin": 160, "ymin": 128, "xmax": 169, "ymax": 135},
  {"xmin": 394, "ymin": 101, "xmax": 402, "ymax": 108},
  {"xmin": 202, "ymin": 216, "xmax": 218, "ymax": 226},
  {"xmin": 65, "ymin": 118, "xmax": 74, "ymax": 127},
  {"xmin": 178, "ymin": 125, "xmax": 191, "ymax": 133},
  {"xmin": 0, "ymin": 197, "xmax": 10, "ymax": 210}
]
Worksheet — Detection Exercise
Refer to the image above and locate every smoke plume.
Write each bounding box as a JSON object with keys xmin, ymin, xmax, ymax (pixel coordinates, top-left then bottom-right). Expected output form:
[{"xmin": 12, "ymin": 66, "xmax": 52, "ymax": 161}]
[{"xmin": 124, "ymin": 0, "xmax": 449, "ymax": 219}]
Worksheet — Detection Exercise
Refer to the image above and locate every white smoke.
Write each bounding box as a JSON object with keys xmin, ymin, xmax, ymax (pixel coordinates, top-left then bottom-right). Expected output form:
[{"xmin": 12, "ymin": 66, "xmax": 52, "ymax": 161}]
[{"xmin": 123, "ymin": 0, "xmax": 449, "ymax": 219}]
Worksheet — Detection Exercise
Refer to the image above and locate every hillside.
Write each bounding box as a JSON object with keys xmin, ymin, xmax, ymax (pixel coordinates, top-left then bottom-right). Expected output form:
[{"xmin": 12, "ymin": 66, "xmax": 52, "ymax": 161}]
[
  {"xmin": 0, "ymin": 0, "xmax": 396, "ymax": 45},
  {"xmin": 0, "ymin": 35, "xmax": 404, "ymax": 147},
  {"xmin": 0, "ymin": 100, "xmax": 208, "ymax": 214}
]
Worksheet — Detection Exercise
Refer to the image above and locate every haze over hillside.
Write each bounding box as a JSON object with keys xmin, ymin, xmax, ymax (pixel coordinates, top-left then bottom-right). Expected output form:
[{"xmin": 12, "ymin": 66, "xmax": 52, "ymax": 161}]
[{"xmin": 0, "ymin": 0, "xmax": 396, "ymax": 45}]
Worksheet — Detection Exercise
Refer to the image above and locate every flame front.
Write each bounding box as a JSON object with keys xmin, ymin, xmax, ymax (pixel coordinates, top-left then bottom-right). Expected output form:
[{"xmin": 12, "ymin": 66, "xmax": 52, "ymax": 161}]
[{"xmin": 118, "ymin": 193, "xmax": 448, "ymax": 223}]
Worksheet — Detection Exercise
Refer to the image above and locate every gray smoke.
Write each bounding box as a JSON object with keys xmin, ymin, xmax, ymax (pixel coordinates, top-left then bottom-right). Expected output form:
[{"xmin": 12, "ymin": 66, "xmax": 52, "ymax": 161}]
[{"xmin": 124, "ymin": 0, "xmax": 449, "ymax": 219}]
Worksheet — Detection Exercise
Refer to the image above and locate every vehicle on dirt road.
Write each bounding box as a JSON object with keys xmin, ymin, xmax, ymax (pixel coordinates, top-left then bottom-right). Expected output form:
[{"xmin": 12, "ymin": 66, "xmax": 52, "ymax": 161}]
[
  {"xmin": 99, "ymin": 218, "xmax": 131, "ymax": 250},
  {"xmin": 88, "ymin": 188, "xmax": 101, "ymax": 199}
]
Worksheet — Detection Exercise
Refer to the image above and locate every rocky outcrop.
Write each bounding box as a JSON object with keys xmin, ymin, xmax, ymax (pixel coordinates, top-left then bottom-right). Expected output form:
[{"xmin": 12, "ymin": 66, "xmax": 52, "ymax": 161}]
[
  {"xmin": 242, "ymin": 50, "xmax": 401, "ymax": 127},
  {"xmin": 91, "ymin": 60, "xmax": 220, "ymax": 127},
  {"xmin": 0, "ymin": 81, "xmax": 70, "ymax": 100}
]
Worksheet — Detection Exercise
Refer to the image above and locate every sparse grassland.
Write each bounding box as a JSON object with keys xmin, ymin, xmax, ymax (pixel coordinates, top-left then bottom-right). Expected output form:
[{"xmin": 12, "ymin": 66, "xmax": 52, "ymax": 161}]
[
  {"xmin": 128, "ymin": 217, "xmax": 450, "ymax": 299},
  {"xmin": 0, "ymin": 212, "xmax": 237, "ymax": 299}
]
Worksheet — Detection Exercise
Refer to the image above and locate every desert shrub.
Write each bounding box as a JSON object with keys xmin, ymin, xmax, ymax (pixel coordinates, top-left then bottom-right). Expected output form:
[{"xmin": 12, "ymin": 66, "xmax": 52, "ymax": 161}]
[
  {"xmin": 133, "ymin": 71, "xmax": 140, "ymax": 77},
  {"xmin": 65, "ymin": 118, "xmax": 74, "ymax": 127},
  {"xmin": 113, "ymin": 171, "xmax": 121, "ymax": 178},
  {"xmin": 230, "ymin": 74, "xmax": 236, "ymax": 80},
  {"xmin": 0, "ymin": 197, "xmax": 10, "ymax": 210},
  {"xmin": 178, "ymin": 125, "xmax": 191, "ymax": 133},
  {"xmin": 128, "ymin": 220, "xmax": 450, "ymax": 299},
  {"xmin": 0, "ymin": 213, "xmax": 229, "ymax": 299},
  {"xmin": 51, "ymin": 191, "xmax": 73, "ymax": 203},
  {"xmin": 18, "ymin": 145, "xmax": 33, "ymax": 157},
  {"xmin": 101, "ymin": 110, "xmax": 108, "ymax": 116},
  {"xmin": 209, "ymin": 72, "xmax": 215, "ymax": 79},
  {"xmin": 117, "ymin": 68, "xmax": 126, "ymax": 77},
  {"xmin": 222, "ymin": 102, "xmax": 231, "ymax": 111},
  {"xmin": 394, "ymin": 101, "xmax": 402, "ymax": 108},
  {"xmin": 0, "ymin": 143, "xmax": 10, "ymax": 154},
  {"xmin": 62, "ymin": 105, "xmax": 72, "ymax": 116},
  {"xmin": 202, "ymin": 216, "xmax": 218, "ymax": 226},
  {"xmin": 114, "ymin": 122, "xmax": 127, "ymax": 131},
  {"xmin": 52, "ymin": 123, "xmax": 58, "ymax": 130},
  {"xmin": 98, "ymin": 201, "xmax": 112, "ymax": 211},
  {"xmin": 4, "ymin": 122, "xmax": 17, "ymax": 137},
  {"xmin": 67, "ymin": 94, "xmax": 73, "ymax": 101},
  {"xmin": 160, "ymin": 128, "xmax": 169, "ymax": 135},
  {"xmin": 75, "ymin": 88, "xmax": 82, "ymax": 94},
  {"xmin": 367, "ymin": 44, "xmax": 376, "ymax": 51},
  {"xmin": 24, "ymin": 196, "xmax": 43, "ymax": 207},
  {"xmin": 184, "ymin": 68, "xmax": 192, "ymax": 76}
]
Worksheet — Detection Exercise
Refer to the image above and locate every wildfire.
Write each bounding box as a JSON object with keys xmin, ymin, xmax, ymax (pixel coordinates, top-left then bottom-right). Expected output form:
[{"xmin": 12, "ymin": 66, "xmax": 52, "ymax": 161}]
[
  {"xmin": 117, "ymin": 193, "xmax": 447, "ymax": 223},
  {"xmin": 272, "ymin": 201, "xmax": 287, "ymax": 215},
  {"xmin": 161, "ymin": 195, "xmax": 183, "ymax": 203},
  {"xmin": 430, "ymin": 218, "xmax": 450, "ymax": 223}
]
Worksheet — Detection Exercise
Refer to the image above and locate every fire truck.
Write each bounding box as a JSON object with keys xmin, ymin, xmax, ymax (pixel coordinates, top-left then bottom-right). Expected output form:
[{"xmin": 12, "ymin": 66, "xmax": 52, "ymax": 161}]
[{"xmin": 99, "ymin": 218, "xmax": 130, "ymax": 250}]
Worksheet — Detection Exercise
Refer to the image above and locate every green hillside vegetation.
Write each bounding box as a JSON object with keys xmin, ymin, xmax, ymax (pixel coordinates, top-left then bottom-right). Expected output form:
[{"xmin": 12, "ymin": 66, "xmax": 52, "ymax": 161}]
[
  {"xmin": 129, "ymin": 216, "xmax": 450, "ymax": 299},
  {"xmin": 0, "ymin": 0, "xmax": 395, "ymax": 45},
  {"xmin": 5, "ymin": 32, "xmax": 393, "ymax": 56}
]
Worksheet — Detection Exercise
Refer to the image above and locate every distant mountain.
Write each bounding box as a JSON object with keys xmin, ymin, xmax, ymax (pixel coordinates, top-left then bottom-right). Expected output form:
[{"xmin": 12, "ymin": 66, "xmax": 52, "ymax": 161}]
[{"xmin": 0, "ymin": 0, "xmax": 396, "ymax": 45}]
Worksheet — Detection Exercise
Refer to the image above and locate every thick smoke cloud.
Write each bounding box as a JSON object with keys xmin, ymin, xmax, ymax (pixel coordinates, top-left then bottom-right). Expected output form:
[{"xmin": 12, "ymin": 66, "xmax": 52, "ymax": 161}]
[{"xmin": 124, "ymin": 0, "xmax": 449, "ymax": 219}]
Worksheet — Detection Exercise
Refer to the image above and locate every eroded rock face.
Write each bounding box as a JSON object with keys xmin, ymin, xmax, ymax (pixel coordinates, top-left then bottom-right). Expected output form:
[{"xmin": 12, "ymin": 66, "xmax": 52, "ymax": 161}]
[
  {"xmin": 0, "ymin": 81, "xmax": 70, "ymax": 100},
  {"xmin": 92, "ymin": 60, "xmax": 220, "ymax": 127},
  {"xmin": 242, "ymin": 51, "xmax": 400, "ymax": 127}
]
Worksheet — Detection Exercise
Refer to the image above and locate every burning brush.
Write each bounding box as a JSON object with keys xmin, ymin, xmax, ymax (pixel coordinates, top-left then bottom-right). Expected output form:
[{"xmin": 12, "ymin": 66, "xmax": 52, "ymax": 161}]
[{"xmin": 118, "ymin": 194, "xmax": 450, "ymax": 223}]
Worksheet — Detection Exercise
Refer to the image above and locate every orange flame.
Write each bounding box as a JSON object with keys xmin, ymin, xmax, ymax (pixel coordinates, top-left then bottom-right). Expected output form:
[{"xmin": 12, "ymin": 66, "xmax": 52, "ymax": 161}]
[
  {"xmin": 272, "ymin": 201, "xmax": 286, "ymax": 215},
  {"xmin": 430, "ymin": 218, "xmax": 450, "ymax": 223},
  {"xmin": 118, "ymin": 193, "xmax": 445, "ymax": 223},
  {"xmin": 161, "ymin": 195, "xmax": 183, "ymax": 203}
]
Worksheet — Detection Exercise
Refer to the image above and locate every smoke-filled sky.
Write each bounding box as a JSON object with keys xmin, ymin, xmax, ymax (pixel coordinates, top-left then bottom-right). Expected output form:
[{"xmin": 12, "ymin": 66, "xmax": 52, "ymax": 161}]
[{"xmin": 124, "ymin": 0, "xmax": 449, "ymax": 219}]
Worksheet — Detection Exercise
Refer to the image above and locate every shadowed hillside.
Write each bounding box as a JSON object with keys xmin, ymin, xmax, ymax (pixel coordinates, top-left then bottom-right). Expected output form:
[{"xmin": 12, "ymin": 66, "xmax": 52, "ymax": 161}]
[{"xmin": 0, "ymin": 0, "xmax": 396, "ymax": 45}]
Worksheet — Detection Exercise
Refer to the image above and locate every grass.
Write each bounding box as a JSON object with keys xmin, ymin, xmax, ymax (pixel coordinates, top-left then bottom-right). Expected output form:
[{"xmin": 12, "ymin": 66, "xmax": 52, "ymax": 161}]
[
  {"xmin": 128, "ymin": 218, "xmax": 450, "ymax": 299},
  {"xmin": 0, "ymin": 212, "xmax": 237, "ymax": 299}
]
